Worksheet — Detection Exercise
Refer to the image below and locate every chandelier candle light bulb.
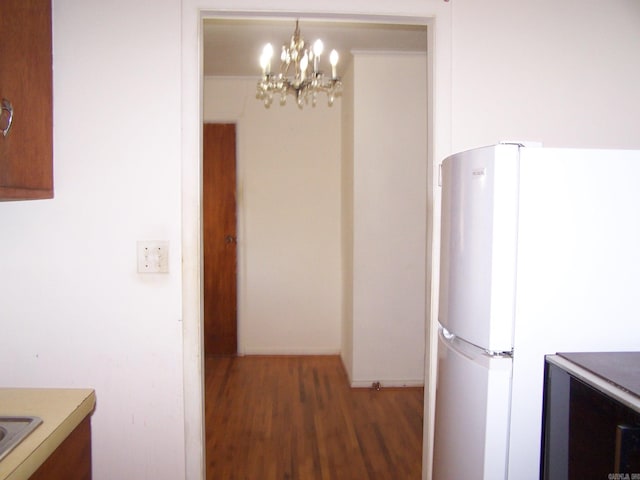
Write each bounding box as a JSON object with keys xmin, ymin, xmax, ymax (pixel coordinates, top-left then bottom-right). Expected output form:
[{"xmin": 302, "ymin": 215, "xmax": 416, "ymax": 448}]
[
  {"xmin": 260, "ymin": 43, "xmax": 273, "ymax": 75},
  {"xmin": 330, "ymin": 49, "xmax": 339, "ymax": 79},
  {"xmin": 256, "ymin": 20, "xmax": 342, "ymax": 108},
  {"xmin": 313, "ymin": 39, "xmax": 323, "ymax": 72},
  {"xmin": 300, "ymin": 53, "xmax": 308, "ymax": 81}
]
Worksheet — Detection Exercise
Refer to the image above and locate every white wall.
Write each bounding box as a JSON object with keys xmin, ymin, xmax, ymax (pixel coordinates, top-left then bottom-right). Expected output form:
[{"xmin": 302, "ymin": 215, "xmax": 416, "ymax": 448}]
[
  {"xmin": 346, "ymin": 52, "xmax": 427, "ymax": 386},
  {"xmin": 450, "ymin": 0, "xmax": 640, "ymax": 151},
  {"xmin": 0, "ymin": 0, "xmax": 636, "ymax": 479},
  {"xmin": 0, "ymin": 1, "xmax": 185, "ymax": 479},
  {"xmin": 204, "ymin": 77, "xmax": 343, "ymax": 354}
]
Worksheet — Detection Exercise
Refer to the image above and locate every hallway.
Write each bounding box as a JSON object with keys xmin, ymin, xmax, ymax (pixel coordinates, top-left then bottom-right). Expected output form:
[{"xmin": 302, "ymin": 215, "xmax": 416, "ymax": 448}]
[{"xmin": 205, "ymin": 355, "xmax": 423, "ymax": 479}]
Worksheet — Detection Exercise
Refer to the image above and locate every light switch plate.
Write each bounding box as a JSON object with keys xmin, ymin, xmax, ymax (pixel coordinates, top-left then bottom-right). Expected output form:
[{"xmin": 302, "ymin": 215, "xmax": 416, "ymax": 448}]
[{"xmin": 137, "ymin": 241, "xmax": 169, "ymax": 273}]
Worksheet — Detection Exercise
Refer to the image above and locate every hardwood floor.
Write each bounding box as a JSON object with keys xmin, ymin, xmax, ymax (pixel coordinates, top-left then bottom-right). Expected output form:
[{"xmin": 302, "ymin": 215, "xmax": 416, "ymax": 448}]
[{"xmin": 205, "ymin": 355, "xmax": 423, "ymax": 479}]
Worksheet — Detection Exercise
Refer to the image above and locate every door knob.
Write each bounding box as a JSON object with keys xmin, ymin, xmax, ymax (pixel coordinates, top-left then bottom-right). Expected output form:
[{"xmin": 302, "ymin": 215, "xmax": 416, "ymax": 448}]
[{"xmin": 224, "ymin": 235, "xmax": 237, "ymax": 244}]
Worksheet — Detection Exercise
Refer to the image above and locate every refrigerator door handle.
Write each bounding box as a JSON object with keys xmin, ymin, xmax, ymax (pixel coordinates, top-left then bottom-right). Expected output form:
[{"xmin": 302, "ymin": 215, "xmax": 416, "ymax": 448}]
[
  {"xmin": 441, "ymin": 327, "xmax": 455, "ymax": 340},
  {"xmin": 487, "ymin": 348, "xmax": 514, "ymax": 359},
  {"xmin": 440, "ymin": 327, "xmax": 513, "ymax": 360}
]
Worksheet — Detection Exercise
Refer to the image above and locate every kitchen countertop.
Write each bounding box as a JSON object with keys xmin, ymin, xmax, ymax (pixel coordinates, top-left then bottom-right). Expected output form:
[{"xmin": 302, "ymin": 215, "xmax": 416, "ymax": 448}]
[{"xmin": 0, "ymin": 388, "xmax": 95, "ymax": 480}]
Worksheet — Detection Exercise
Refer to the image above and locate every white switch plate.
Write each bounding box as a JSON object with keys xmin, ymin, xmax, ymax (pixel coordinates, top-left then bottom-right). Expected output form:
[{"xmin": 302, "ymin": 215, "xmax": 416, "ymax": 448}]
[{"xmin": 137, "ymin": 241, "xmax": 169, "ymax": 273}]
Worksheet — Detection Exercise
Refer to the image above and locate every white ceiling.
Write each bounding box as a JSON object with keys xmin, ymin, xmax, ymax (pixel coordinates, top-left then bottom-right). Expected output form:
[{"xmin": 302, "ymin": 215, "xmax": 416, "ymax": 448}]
[{"xmin": 203, "ymin": 18, "xmax": 428, "ymax": 77}]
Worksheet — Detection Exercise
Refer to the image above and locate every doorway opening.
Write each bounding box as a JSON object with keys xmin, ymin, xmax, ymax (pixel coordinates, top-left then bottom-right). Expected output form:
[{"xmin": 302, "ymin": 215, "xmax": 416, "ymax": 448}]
[
  {"xmin": 201, "ymin": 14, "xmax": 429, "ymax": 358},
  {"xmin": 189, "ymin": 10, "xmax": 440, "ymax": 480}
]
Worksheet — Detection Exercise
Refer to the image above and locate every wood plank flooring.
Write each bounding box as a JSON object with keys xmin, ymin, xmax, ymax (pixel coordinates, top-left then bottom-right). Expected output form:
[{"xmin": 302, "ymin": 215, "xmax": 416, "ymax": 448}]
[{"xmin": 205, "ymin": 355, "xmax": 423, "ymax": 479}]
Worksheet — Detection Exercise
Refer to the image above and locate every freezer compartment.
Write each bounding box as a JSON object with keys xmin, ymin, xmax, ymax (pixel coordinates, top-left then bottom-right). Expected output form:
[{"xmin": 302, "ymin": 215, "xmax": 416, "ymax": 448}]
[
  {"xmin": 438, "ymin": 144, "xmax": 519, "ymax": 352},
  {"xmin": 433, "ymin": 327, "xmax": 513, "ymax": 479}
]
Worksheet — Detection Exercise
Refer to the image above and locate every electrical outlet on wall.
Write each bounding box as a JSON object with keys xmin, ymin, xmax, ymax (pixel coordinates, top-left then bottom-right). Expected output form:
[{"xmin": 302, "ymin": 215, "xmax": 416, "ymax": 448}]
[{"xmin": 137, "ymin": 241, "xmax": 169, "ymax": 273}]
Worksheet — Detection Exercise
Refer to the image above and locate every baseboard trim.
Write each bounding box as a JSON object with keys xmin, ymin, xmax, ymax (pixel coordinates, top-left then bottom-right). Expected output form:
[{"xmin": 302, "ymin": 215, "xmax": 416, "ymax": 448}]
[
  {"xmin": 350, "ymin": 379, "xmax": 425, "ymax": 388},
  {"xmin": 239, "ymin": 348, "xmax": 342, "ymax": 356}
]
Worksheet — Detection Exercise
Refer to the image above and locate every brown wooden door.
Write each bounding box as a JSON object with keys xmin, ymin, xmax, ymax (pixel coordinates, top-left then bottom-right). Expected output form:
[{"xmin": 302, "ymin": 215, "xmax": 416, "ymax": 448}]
[
  {"xmin": 203, "ymin": 123, "xmax": 237, "ymax": 355},
  {"xmin": 0, "ymin": 0, "xmax": 53, "ymax": 200}
]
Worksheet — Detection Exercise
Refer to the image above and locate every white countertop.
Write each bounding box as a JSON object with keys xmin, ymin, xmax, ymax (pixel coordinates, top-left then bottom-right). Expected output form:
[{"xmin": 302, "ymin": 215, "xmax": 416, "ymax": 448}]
[{"xmin": 0, "ymin": 388, "xmax": 96, "ymax": 480}]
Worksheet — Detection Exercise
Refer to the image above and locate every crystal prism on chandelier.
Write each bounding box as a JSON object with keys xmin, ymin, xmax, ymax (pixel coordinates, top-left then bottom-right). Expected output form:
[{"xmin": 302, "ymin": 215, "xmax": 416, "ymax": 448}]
[{"xmin": 256, "ymin": 20, "xmax": 342, "ymax": 108}]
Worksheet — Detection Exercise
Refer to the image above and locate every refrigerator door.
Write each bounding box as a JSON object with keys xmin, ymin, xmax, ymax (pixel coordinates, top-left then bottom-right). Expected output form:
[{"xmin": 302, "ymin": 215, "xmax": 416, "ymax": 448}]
[
  {"xmin": 433, "ymin": 328, "xmax": 512, "ymax": 479},
  {"xmin": 439, "ymin": 144, "xmax": 520, "ymax": 352}
]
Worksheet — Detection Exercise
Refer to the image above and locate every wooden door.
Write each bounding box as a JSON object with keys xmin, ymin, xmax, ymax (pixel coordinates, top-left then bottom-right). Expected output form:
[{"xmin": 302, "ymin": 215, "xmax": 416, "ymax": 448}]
[{"xmin": 203, "ymin": 123, "xmax": 237, "ymax": 355}]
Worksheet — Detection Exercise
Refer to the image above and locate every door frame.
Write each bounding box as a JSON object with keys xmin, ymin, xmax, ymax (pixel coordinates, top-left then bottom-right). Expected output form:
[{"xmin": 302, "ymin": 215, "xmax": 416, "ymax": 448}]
[{"xmin": 180, "ymin": 3, "xmax": 453, "ymax": 479}]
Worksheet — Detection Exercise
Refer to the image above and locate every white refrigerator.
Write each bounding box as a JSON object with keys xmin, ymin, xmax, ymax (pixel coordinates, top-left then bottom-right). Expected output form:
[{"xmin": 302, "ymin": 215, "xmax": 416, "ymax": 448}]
[{"xmin": 432, "ymin": 143, "xmax": 640, "ymax": 479}]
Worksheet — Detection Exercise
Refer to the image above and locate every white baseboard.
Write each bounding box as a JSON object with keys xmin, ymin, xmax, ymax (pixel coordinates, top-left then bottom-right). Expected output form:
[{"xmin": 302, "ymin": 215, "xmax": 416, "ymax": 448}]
[
  {"xmin": 238, "ymin": 347, "xmax": 341, "ymax": 356},
  {"xmin": 350, "ymin": 379, "xmax": 425, "ymax": 388}
]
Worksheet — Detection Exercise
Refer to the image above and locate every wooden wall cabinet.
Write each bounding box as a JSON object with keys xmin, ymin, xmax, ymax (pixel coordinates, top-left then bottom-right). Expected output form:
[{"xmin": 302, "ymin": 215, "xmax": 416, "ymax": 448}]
[{"xmin": 0, "ymin": 0, "xmax": 53, "ymax": 200}]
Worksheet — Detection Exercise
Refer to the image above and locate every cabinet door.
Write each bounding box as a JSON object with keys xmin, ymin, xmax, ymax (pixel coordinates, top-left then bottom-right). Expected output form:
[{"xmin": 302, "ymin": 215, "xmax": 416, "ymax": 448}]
[
  {"xmin": 29, "ymin": 416, "xmax": 92, "ymax": 480},
  {"xmin": 0, "ymin": 0, "xmax": 53, "ymax": 200}
]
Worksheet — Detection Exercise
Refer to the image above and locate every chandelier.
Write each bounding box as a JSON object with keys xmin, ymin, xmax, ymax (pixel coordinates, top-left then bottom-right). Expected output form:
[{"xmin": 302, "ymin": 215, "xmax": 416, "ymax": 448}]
[{"xmin": 256, "ymin": 20, "xmax": 341, "ymax": 108}]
